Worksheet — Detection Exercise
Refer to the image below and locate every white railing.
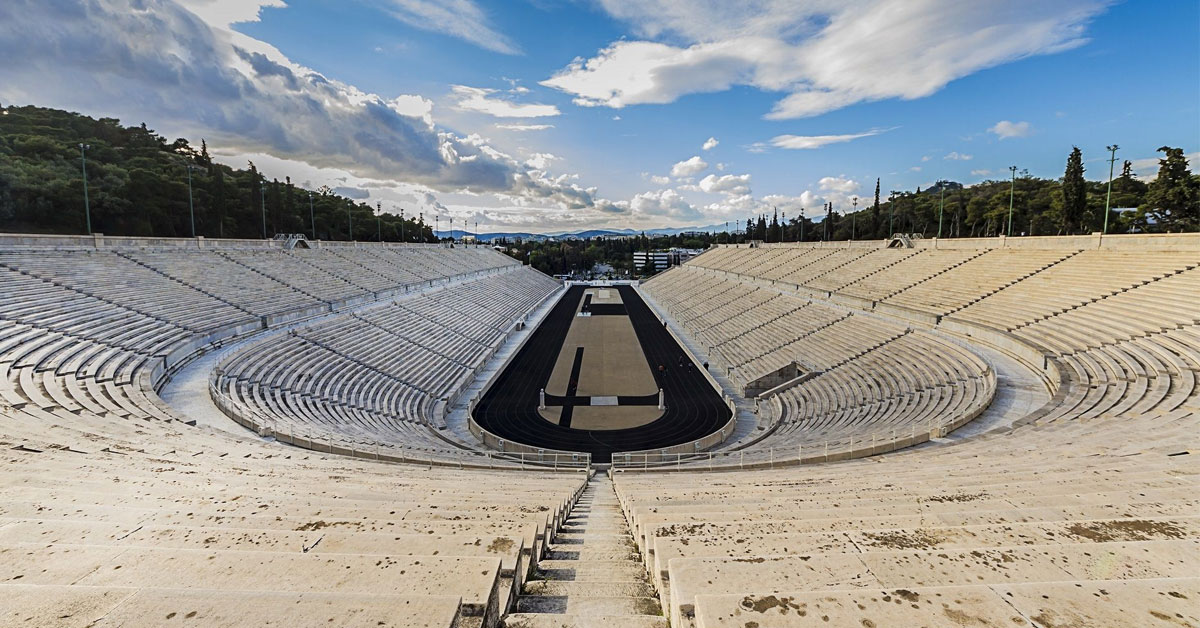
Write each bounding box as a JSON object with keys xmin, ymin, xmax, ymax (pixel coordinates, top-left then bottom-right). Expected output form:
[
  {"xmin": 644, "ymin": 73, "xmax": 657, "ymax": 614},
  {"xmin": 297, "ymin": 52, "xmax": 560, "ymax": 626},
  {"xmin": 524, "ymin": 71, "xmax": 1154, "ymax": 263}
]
[
  {"xmin": 612, "ymin": 367, "xmax": 996, "ymax": 472},
  {"xmin": 208, "ymin": 376, "xmax": 589, "ymax": 472}
]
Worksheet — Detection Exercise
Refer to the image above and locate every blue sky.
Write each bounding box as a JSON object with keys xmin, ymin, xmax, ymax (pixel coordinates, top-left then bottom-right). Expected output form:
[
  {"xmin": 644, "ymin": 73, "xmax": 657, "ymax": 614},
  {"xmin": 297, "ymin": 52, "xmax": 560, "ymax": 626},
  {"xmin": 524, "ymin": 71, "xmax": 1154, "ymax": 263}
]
[{"xmin": 1, "ymin": 0, "xmax": 1197, "ymax": 232}]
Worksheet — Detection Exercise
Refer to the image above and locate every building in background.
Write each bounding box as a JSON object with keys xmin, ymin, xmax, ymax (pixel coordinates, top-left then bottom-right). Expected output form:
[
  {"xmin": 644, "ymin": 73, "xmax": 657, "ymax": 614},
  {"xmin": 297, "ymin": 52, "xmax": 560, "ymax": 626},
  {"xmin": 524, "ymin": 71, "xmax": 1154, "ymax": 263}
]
[{"xmin": 634, "ymin": 248, "xmax": 703, "ymax": 273}]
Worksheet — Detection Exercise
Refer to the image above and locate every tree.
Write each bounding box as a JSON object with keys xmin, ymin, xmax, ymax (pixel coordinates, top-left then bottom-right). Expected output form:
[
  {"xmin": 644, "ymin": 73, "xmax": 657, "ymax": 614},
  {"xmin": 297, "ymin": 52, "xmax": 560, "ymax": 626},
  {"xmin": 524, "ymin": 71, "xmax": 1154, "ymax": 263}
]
[
  {"xmin": 1139, "ymin": 146, "xmax": 1199, "ymax": 232},
  {"xmin": 1061, "ymin": 146, "xmax": 1086, "ymax": 234}
]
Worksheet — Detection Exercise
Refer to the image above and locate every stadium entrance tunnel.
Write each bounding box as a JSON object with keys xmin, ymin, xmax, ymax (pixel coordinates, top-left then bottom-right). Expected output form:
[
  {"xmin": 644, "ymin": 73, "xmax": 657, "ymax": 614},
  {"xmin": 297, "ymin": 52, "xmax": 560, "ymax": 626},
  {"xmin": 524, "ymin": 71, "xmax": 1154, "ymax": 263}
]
[{"xmin": 472, "ymin": 284, "xmax": 731, "ymax": 462}]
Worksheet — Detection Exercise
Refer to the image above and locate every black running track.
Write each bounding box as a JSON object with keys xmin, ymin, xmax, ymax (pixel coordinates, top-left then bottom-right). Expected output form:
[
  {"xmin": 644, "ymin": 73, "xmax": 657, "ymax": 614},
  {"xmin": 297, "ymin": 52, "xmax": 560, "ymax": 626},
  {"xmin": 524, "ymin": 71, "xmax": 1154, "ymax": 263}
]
[{"xmin": 473, "ymin": 284, "xmax": 730, "ymax": 462}]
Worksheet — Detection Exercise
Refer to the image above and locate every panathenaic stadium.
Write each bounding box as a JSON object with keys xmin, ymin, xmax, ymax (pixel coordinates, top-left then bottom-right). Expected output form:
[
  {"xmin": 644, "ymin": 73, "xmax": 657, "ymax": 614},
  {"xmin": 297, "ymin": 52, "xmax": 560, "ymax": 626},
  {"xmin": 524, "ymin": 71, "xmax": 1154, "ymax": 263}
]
[{"xmin": 0, "ymin": 232, "xmax": 1197, "ymax": 628}]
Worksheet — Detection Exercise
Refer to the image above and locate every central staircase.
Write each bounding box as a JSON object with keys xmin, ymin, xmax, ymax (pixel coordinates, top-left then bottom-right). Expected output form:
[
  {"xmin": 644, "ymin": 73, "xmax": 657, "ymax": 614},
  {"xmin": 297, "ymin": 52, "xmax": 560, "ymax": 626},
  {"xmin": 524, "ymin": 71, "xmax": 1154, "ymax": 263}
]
[{"xmin": 504, "ymin": 471, "xmax": 666, "ymax": 627}]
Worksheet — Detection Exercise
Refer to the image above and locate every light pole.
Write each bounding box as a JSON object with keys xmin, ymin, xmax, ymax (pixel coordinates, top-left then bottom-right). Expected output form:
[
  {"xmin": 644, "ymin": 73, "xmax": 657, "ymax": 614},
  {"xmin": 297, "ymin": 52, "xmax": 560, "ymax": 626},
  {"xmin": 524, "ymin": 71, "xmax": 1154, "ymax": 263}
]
[
  {"xmin": 799, "ymin": 210, "xmax": 805, "ymax": 242},
  {"xmin": 260, "ymin": 183, "xmax": 267, "ymax": 239},
  {"xmin": 851, "ymin": 197, "xmax": 858, "ymax": 240},
  {"xmin": 376, "ymin": 202, "xmax": 382, "ymax": 242},
  {"xmin": 435, "ymin": 215, "xmax": 439, "ymax": 242},
  {"xmin": 308, "ymin": 192, "xmax": 315, "ymax": 240},
  {"xmin": 400, "ymin": 208, "xmax": 405, "ymax": 243},
  {"xmin": 782, "ymin": 212, "xmax": 786, "ymax": 242},
  {"xmin": 888, "ymin": 191, "xmax": 896, "ymax": 237},
  {"xmin": 78, "ymin": 143, "xmax": 92, "ymax": 234},
  {"xmin": 184, "ymin": 163, "xmax": 198, "ymax": 238},
  {"xmin": 937, "ymin": 184, "xmax": 945, "ymax": 239},
  {"xmin": 1104, "ymin": 144, "xmax": 1119, "ymax": 234},
  {"xmin": 347, "ymin": 201, "xmax": 353, "ymax": 241},
  {"xmin": 1007, "ymin": 166, "xmax": 1017, "ymax": 237}
]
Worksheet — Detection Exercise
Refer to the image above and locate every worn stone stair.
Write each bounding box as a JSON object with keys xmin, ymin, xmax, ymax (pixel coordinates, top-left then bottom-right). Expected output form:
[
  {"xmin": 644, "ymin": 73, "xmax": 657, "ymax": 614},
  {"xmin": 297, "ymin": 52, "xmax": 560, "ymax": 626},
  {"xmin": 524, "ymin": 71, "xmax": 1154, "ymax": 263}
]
[{"xmin": 504, "ymin": 471, "xmax": 666, "ymax": 628}]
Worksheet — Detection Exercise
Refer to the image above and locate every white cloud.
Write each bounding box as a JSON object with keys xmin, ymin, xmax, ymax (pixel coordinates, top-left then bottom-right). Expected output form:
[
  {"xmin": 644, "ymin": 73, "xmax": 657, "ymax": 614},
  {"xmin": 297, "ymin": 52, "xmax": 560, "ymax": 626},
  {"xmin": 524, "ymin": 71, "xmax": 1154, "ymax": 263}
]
[
  {"xmin": 545, "ymin": 1, "xmax": 1108, "ymax": 118},
  {"xmin": 770, "ymin": 127, "xmax": 892, "ymax": 150},
  {"xmin": 970, "ymin": 168, "xmax": 993, "ymax": 176},
  {"xmin": 921, "ymin": 155, "xmax": 932, "ymax": 162},
  {"xmin": 451, "ymin": 85, "xmax": 560, "ymax": 118},
  {"xmin": 702, "ymin": 136, "xmax": 719, "ymax": 151},
  {"xmin": 496, "ymin": 123, "xmax": 555, "ymax": 131},
  {"xmin": 910, "ymin": 166, "xmax": 922, "ymax": 171},
  {"xmin": 612, "ymin": 115, "xmax": 622, "ymax": 121},
  {"xmin": 0, "ymin": 0, "xmax": 619, "ymax": 220},
  {"xmin": 378, "ymin": 0, "xmax": 519, "ymax": 54},
  {"xmin": 629, "ymin": 189, "xmax": 702, "ymax": 220},
  {"xmin": 944, "ymin": 151, "xmax": 973, "ymax": 160},
  {"xmin": 699, "ymin": 173, "xmax": 751, "ymax": 196},
  {"xmin": 670, "ymin": 155, "xmax": 709, "ymax": 177},
  {"xmin": 524, "ymin": 153, "xmax": 558, "ymax": 170},
  {"xmin": 988, "ymin": 120, "xmax": 1033, "ymax": 139},
  {"xmin": 818, "ymin": 176, "xmax": 858, "ymax": 195},
  {"xmin": 177, "ymin": 0, "xmax": 284, "ymax": 28},
  {"xmin": 646, "ymin": 174, "xmax": 671, "ymax": 185}
]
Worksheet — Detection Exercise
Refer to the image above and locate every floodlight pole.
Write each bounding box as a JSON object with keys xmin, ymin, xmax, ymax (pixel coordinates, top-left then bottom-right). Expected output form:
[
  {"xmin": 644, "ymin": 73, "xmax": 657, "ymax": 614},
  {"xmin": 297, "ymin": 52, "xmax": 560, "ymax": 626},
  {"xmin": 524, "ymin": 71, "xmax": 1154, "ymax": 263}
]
[
  {"xmin": 1007, "ymin": 166, "xmax": 1017, "ymax": 237},
  {"xmin": 937, "ymin": 185, "xmax": 944, "ymax": 239},
  {"xmin": 1104, "ymin": 144, "xmax": 1119, "ymax": 234},
  {"xmin": 308, "ymin": 192, "xmax": 315, "ymax": 240},
  {"xmin": 347, "ymin": 201, "xmax": 353, "ymax": 241},
  {"xmin": 799, "ymin": 210, "xmax": 804, "ymax": 242},
  {"xmin": 376, "ymin": 202, "xmax": 382, "ymax": 242},
  {"xmin": 888, "ymin": 191, "xmax": 896, "ymax": 237},
  {"xmin": 185, "ymin": 164, "xmax": 197, "ymax": 238},
  {"xmin": 79, "ymin": 143, "xmax": 92, "ymax": 234},
  {"xmin": 851, "ymin": 197, "xmax": 858, "ymax": 240},
  {"xmin": 260, "ymin": 183, "xmax": 267, "ymax": 239},
  {"xmin": 401, "ymin": 208, "xmax": 405, "ymax": 242}
]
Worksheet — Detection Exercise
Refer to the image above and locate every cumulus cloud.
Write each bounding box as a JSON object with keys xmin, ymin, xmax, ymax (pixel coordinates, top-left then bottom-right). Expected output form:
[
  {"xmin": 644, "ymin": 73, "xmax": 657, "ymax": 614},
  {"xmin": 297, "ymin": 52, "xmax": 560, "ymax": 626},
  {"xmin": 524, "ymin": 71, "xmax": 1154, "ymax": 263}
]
[
  {"xmin": 944, "ymin": 151, "xmax": 973, "ymax": 160},
  {"xmin": 451, "ymin": 85, "xmax": 560, "ymax": 118},
  {"xmin": 988, "ymin": 120, "xmax": 1033, "ymax": 139},
  {"xmin": 333, "ymin": 186, "xmax": 371, "ymax": 199},
  {"xmin": 770, "ymin": 127, "xmax": 892, "ymax": 150},
  {"xmin": 699, "ymin": 173, "xmax": 751, "ymax": 196},
  {"xmin": 545, "ymin": 1, "xmax": 1109, "ymax": 118},
  {"xmin": 377, "ymin": 0, "xmax": 519, "ymax": 54},
  {"xmin": 629, "ymin": 189, "xmax": 702, "ymax": 220},
  {"xmin": 670, "ymin": 155, "xmax": 709, "ymax": 177},
  {"xmin": 0, "ymin": 0, "xmax": 613, "ymax": 217},
  {"xmin": 702, "ymin": 136, "xmax": 719, "ymax": 150},
  {"xmin": 645, "ymin": 174, "xmax": 671, "ymax": 186},
  {"xmin": 524, "ymin": 153, "xmax": 558, "ymax": 170}
]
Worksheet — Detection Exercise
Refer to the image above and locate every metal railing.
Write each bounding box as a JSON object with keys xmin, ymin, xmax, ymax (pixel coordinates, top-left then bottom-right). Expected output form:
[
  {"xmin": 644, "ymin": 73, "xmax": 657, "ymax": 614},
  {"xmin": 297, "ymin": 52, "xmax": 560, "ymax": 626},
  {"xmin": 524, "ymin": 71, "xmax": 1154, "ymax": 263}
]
[{"xmin": 208, "ymin": 377, "xmax": 589, "ymax": 472}]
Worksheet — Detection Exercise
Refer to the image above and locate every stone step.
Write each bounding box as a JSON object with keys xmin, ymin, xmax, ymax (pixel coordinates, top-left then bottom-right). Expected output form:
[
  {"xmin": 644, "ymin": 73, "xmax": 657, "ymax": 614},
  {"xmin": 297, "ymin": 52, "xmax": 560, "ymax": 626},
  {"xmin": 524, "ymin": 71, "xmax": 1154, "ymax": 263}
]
[
  {"xmin": 544, "ymin": 548, "xmax": 640, "ymax": 561},
  {"xmin": 522, "ymin": 580, "xmax": 656, "ymax": 598},
  {"xmin": 515, "ymin": 594, "xmax": 663, "ymax": 615},
  {"xmin": 502, "ymin": 614, "xmax": 667, "ymax": 628},
  {"xmin": 537, "ymin": 562, "xmax": 647, "ymax": 582}
]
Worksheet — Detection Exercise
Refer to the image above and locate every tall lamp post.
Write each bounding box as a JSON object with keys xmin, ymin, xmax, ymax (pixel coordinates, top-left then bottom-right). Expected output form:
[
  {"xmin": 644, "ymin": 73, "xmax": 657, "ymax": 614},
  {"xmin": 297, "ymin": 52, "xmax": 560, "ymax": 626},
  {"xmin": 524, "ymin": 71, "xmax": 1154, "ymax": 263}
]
[
  {"xmin": 347, "ymin": 201, "xmax": 353, "ymax": 241},
  {"xmin": 376, "ymin": 202, "xmax": 382, "ymax": 242},
  {"xmin": 937, "ymin": 184, "xmax": 945, "ymax": 239},
  {"xmin": 888, "ymin": 191, "xmax": 896, "ymax": 237},
  {"xmin": 1007, "ymin": 166, "xmax": 1017, "ymax": 237},
  {"xmin": 1103, "ymin": 144, "xmax": 1119, "ymax": 234},
  {"xmin": 78, "ymin": 143, "xmax": 92, "ymax": 234},
  {"xmin": 308, "ymin": 192, "xmax": 315, "ymax": 240},
  {"xmin": 799, "ymin": 210, "xmax": 805, "ymax": 242},
  {"xmin": 260, "ymin": 183, "xmax": 267, "ymax": 239},
  {"xmin": 400, "ymin": 208, "xmax": 406, "ymax": 243},
  {"xmin": 851, "ymin": 197, "xmax": 858, "ymax": 240},
  {"xmin": 184, "ymin": 163, "xmax": 198, "ymax": 238}
]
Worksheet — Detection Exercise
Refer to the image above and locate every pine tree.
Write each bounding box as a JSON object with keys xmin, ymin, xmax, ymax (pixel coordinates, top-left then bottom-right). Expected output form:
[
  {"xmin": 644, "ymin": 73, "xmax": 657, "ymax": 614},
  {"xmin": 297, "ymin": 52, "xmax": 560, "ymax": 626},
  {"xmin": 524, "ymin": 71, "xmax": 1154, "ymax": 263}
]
[
  {"xmin": 872, "ymin": 178, "xmax": 881, "ymax": 237},
  {"xmin": 1140, "ymin": 146, "xmax": 1199, "ymax": 232},
  {"xmin": 1061, "ymin": 146, "xmax": 1086, "ymax": 234}
]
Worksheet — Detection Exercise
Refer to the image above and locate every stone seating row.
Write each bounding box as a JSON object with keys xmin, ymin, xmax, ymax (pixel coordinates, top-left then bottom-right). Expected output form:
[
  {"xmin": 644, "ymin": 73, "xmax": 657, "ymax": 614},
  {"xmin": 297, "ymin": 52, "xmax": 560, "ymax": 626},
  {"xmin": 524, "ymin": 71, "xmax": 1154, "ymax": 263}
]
[
  {"xmin": 953, "ymin": 250, "xmax": 1198, "ymax": 331},
  {"xmin": 213, "ymin": 270, "xmax": 559, "ymax": 453},
  {"xmin": 612, "ymin": 399, "xmax": 1198, "ymax": 627},
  {"xmin": 0, "ymin": 396, "xmax": 586, "ymax": 627}
]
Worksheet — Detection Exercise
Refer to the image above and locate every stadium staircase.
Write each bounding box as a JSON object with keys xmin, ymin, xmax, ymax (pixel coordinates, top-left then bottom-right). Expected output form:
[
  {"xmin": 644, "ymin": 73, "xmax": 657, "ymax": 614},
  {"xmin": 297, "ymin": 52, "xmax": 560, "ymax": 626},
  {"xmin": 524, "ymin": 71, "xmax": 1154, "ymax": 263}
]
[{"xmin": 505, "ymin": 470, "xmax": 667, "ymax": 627}]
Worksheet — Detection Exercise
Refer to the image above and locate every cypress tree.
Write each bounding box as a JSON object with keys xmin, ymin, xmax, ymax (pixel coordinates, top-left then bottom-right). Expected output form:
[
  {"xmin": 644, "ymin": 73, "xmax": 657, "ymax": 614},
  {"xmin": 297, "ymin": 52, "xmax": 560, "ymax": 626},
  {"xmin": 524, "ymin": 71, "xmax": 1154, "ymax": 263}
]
[{"xmin": 1062, "ymin": 146, "xmax": 1086, "ymax": 234}]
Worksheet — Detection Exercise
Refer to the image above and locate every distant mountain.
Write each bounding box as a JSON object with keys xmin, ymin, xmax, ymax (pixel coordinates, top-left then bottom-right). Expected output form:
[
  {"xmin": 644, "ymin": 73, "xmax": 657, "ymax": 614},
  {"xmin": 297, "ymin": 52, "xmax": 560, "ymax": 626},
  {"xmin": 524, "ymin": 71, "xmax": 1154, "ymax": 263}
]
[{"xmin": 435, "ymin": 224, "xmax": 732, "ymax": 242}]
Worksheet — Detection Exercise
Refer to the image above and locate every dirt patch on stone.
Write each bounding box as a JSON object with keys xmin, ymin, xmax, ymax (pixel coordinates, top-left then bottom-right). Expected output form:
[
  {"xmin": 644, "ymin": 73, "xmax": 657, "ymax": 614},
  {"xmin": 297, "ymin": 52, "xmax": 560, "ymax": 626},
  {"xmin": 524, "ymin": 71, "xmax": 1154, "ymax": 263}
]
[
  {"xmin": 860, "ymin": 529, "xmax": 945, "ymax": 550},
  {"xmin": 486, "ymin": 537, "xmax": 515, "ymax": 554},
  {"xmin": 739, "ymin": 595, "xmax": 802, "ymax": 614},
  {"xmin": 1063, "ymin": 519, "xmax": 1186, "ymax": 543},
  {"xmin": 922, "ymin": 492, "xmax": 987, "ymax": 503}
]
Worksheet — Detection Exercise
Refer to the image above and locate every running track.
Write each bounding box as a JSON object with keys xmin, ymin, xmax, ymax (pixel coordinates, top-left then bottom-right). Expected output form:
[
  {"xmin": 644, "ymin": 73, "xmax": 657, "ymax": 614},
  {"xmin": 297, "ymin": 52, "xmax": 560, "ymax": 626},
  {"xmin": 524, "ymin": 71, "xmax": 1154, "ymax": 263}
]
[{"xmin": 472, "ymin": 284, "xmax": 730, "ymax": 462}]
